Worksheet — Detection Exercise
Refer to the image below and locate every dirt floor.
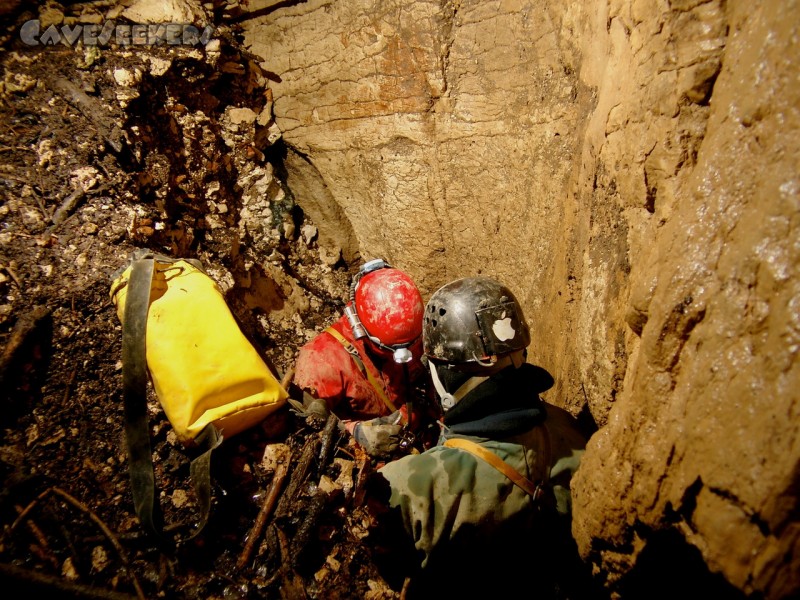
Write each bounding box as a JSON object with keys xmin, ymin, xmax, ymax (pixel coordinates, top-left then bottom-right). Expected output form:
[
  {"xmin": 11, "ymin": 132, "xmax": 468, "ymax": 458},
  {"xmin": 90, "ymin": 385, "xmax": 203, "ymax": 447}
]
[{"xmin": 0, "ymin": 3, "xmax": 404, "ymax": 598}]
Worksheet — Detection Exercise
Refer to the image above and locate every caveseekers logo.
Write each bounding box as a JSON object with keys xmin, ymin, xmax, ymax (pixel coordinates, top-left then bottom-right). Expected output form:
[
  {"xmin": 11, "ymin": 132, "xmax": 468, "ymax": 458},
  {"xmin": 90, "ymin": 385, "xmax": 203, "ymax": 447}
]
[{"xmin": 19, "ymin": 19, "xmax": 215, "ymax": 47}]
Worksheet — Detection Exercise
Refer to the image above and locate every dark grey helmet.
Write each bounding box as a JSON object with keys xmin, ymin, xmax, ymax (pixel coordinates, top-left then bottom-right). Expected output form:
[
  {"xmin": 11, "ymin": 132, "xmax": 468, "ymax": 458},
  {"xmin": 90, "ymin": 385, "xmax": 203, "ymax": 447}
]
[{"xmin": 423, "ymin": 276, "xmax": 531, "ymax": 364}]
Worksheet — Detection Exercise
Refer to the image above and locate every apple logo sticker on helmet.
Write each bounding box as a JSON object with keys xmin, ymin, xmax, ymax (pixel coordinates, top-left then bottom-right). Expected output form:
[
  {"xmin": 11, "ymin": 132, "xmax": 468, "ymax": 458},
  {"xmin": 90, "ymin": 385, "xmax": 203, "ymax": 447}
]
[{"xmin": 492, "ymin": 314, "xmax": 516, "ymax": 342}]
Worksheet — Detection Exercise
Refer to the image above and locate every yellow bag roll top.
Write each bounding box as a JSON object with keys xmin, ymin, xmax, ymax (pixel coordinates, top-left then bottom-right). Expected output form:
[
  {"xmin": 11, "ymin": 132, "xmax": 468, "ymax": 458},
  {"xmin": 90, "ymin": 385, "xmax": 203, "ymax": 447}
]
[{"xmin": 110, "ymin": 257, "xmax": 287, "ymax": 445}]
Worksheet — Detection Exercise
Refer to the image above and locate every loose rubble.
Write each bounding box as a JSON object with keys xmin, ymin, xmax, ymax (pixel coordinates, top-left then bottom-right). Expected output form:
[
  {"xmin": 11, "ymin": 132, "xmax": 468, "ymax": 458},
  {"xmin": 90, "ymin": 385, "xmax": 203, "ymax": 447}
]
[{"xmin": 0, "ymin": 2, "xmax": 397, "ymax": 598}]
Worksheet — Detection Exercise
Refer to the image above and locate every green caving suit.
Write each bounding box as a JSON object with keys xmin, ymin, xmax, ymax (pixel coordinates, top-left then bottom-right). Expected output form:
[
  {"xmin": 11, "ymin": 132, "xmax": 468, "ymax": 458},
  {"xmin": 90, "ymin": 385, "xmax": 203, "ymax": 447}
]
[{"xmin": 368, "ymin": 364, "xmax": 589, "ymax": 598}]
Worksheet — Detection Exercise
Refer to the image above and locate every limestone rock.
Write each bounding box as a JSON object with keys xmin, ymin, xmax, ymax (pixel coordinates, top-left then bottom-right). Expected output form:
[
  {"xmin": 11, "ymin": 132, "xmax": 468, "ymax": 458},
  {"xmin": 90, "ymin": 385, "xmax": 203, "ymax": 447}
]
[{"xmin": 121, "ymin": 0, "xmax": 208, "ymax": 24}]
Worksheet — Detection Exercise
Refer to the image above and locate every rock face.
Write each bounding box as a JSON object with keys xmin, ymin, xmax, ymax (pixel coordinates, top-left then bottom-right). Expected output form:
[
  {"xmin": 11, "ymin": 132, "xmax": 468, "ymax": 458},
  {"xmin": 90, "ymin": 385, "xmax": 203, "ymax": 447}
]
[{"xmin": 242, "ymin": 0, "xmax": 799, "ymax": 597}]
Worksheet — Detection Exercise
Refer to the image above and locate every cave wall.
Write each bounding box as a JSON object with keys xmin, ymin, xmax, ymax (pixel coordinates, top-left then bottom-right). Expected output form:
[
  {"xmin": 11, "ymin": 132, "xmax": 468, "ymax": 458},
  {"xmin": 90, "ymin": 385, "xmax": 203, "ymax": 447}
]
[
  {"xmin": 241, "ymin": 0, "xmax": 799, "ymax": 597},
  {"xmin": 243, "ymin": 0, "xmax": 591, "ymax": 415},
  {"xmin": 570, "ymin": 1, "xmax": 800, "ymax": 597}
]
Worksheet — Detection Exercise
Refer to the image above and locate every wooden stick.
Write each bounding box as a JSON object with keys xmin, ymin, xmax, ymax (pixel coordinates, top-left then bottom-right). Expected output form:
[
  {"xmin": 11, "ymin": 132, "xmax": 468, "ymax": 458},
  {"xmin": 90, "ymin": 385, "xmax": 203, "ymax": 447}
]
[
  {"xmin": 6, "ymin": 489, "xmax": 47, "ymax": 536},
  {"xmin": 6, "ymin": 487, "xmax": 146, "ymax": 600},
  {"xmin": 50, "ymin": 187, "xmax": 86, "ymax": 227},
  {"xmin": 280, "ymin": 366, "xmax": 295, "ymax": 391},
  {"xmin": 15, "ymin": 505, "xmax": 60, "ymax": 570},
  {"xmin": 400, "ymin": 576, "xmax": 412, "ymax": 599},
  {"xmin": 258, "ymin": 525, "xmax": 291, "ymax": 589},
  {"xmin": 276, "ymin": 437, "xmax": 320, "ymax": 519},
  {"xmin": 236, "ymin": 450, "xmax": 292, "ymax": 571},
  {"xmin": 0, "ymin": 563, "xmax": 139, "ymax": 600},
  {"xmin": 351, "ymin": 448, "xmax": 373, "ymax": 507},
  {"xmin": 317, "ymin": 412, "xmax": 340, "ymax": 469},
  {"xmin": 0, "ymin": 306, "xmax": 51, "ymax": 391},
  {"xmin": 50, "ymin": 487, "xmax": 146, "ymax": 600},
  {"xmin": 289, "ymin": 490, "xmax": 327, "ymax": 567}
]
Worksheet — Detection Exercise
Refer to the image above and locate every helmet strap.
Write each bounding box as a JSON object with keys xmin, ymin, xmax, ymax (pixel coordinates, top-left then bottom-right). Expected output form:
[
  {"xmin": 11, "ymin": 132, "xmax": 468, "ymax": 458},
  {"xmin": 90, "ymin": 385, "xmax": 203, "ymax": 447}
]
[
  {"xmin": 428, "ymin": 361, "xmax": 488, "ymax": 411},
  {"xmin": 363, "ymin": 332, "xmax": 415, "ymax": 364},
  {"xmin": 429, "ymin": 360, "xmax": 455, "ymax": 410}
]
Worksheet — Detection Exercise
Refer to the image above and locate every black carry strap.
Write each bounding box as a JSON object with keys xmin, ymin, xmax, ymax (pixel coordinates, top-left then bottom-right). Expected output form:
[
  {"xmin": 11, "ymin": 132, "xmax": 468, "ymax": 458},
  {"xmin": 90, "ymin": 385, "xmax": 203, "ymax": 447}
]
[{"xmin": 121, "ymin": 255, "xmax": 222, "ymax": 543}]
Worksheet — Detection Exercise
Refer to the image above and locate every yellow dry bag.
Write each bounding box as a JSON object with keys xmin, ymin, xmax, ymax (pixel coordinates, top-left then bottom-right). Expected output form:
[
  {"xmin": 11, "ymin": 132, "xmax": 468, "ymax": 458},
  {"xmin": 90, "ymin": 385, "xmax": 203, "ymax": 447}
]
[{"xmin": 110, "ymin": 251, "xmax": 288, "ymax": 541}]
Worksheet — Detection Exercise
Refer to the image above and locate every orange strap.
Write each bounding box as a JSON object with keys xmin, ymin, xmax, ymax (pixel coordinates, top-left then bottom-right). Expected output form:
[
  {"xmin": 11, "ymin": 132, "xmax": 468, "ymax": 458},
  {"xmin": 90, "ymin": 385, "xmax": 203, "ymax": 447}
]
[
  {"xmin": 444, "ymin": 437, "xmax": 543, "ymax": 500},
  {"xmin": 324, "ymin": 327, "xmax": 398, "ymax": 414}
]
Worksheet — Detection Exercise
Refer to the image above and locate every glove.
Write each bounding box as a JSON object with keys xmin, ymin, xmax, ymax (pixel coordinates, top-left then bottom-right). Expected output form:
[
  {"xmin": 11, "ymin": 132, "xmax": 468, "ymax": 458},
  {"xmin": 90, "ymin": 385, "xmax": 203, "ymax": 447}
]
[
  {"xmin": 353, "ymin": 411, "xmax": 404, "ymax": 458},
  {"xmin": 287, "ymin": 392, "xmax": 329, "ymax": 420}
]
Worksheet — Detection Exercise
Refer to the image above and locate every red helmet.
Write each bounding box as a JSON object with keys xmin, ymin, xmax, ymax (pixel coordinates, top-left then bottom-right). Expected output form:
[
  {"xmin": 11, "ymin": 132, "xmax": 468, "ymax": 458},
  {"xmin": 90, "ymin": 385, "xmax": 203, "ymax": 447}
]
[{"xmin": 351, "ymin": 260, "xmax": 424, "ymax": 348}]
